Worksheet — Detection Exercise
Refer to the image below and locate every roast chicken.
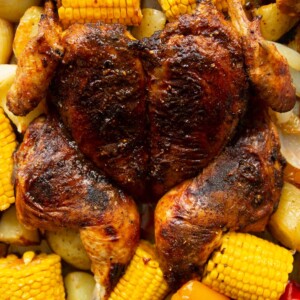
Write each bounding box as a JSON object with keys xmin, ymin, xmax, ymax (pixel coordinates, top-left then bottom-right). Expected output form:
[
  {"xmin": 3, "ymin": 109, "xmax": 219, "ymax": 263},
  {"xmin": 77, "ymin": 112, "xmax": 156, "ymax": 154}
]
[{"xmin": 6, "ymin": 0, "xmax": 296, "ymax": 298}]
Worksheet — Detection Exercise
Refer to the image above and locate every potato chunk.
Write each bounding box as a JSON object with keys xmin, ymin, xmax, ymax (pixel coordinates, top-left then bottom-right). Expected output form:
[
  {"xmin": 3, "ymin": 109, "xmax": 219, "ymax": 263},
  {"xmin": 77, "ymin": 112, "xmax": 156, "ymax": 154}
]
[
  {"xmin": 64, "ymin": 272, "xmax": 95, "ymax": 300},
  {"xmin": 269, "ymin": 182, "xmax": 300, "ymax": 251},
  {"xmin": 0, "ymin": 205, "xmax": 40, "ymax": 245},
  {"xmin": 46, "ymin": 228, "xmax": 91, "ymax": 270}
]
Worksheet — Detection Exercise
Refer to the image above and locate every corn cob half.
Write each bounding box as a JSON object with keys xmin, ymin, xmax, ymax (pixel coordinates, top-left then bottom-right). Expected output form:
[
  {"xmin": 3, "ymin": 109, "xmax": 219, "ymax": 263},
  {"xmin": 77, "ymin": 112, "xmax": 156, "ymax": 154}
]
[
  {"xmin": 57, "ymin": 0, "xmax": 143, "ymax": 28},
  {"xmin": 202, "ymin": 232, "xmax": 294, "ymax": 300},
  {"xmin": 109, "ymin": 240, "xmax": 170, "ymax": 300},
  {"xmin": 0, "ymin": 251, "xmax": 65, "ymax": 300},
  {"xmin": 158, "ymin": 0, "xmax": 198, "ymax": 21},
  {"xmin": 158, "ymin": 0, "xmax": 246, "ymax": 21},
  {"xmin": 0, "ymin": 107, "xmax": 17, "ymax": 211}
]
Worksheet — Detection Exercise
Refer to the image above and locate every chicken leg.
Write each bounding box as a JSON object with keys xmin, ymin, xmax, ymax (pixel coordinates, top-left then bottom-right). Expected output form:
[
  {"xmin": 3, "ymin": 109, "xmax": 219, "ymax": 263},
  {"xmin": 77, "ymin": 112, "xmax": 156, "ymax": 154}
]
[
  {"xmin": 155, "ymin": 104, "xmax": 285, "ymax": 289},
  {"xmin": 14, "ymin": 113, "xmax": 140, "ymax": 299}
]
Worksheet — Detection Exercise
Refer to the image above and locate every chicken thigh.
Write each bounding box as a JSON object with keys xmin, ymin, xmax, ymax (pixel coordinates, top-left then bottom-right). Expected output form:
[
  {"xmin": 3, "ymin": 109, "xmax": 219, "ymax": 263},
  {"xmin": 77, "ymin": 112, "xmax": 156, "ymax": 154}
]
[
  {"xmin": 155, "ymin": 104, "xmax": 285, "ymax": 289},
  {"xmin": 14, "ymin": 113, "xmax": 140, "ymax": 299}
]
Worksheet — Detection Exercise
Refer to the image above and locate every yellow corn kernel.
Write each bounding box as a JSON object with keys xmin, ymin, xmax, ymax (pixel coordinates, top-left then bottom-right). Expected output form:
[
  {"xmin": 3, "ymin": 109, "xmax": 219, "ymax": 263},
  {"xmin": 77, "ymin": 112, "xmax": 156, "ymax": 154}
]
[
  {"xmin": 202, "ymin": 232, "xmax": 294, "ymax": 300},
  {"xmin": 0, "ymin": 107, "xmax": 17, "ymax": 211},
  {"xmin": 0, "ymin": 252, "xmax": 65, "ymax": 299},
  {"xmin": 58, "ymin": 0, "xmax": 143, "ymax": 27},
  {"xmin": 109, "ymin": 240, "xmax": 170, "ymax": 300}
]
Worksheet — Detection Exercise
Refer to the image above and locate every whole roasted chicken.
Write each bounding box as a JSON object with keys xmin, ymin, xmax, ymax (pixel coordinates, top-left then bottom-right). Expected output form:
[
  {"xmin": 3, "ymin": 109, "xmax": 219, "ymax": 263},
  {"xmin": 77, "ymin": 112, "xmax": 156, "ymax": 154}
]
[{"xmin": 7, "ymin": 0, "xmax": 296, "ymax": 298}]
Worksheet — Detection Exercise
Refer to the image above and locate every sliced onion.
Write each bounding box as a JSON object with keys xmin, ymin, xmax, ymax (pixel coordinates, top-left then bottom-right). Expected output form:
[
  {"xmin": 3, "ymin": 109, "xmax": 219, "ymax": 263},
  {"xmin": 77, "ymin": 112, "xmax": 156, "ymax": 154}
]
[
  {"xmin": 278, "ymin": 127, "xmax": 300, "ymax": 169},
  {"xmin": 269, "ymin": 41, "xmax": 300, "ymax": 71}
]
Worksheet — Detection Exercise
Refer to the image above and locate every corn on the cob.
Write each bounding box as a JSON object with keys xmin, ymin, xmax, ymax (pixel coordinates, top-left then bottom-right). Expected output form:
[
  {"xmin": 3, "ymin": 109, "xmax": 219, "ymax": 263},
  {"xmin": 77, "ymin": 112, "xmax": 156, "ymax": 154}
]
[
  {"xmin": 158, "ymin": 0, "xmax": 198, "ymax": 21},
  {"xmin": 109, "ymin": 240, "xmax": 170, "ymax": 300},
  {"xmin": 202, "ymin": 232, "xmax": 294, "ymax": 300},
  {"xmin": 0, "ymin": 107, "xmax": 17, "ymax": 211},
  {"xmin": 0, "ymin": 251, "xmax": 65, "ymax": 300},
  {"xmin": 57, "ymin": 0, "xmax": 143, "ymax": 28},
  {"xmin": 158, "ymin": 0, "xmax": 246, "ymax": 21}
]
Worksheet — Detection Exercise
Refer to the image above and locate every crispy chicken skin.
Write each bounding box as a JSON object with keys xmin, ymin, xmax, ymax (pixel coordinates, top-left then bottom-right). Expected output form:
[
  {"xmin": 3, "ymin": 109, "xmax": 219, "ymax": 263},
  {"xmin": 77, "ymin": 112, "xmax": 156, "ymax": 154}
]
[
  {"xmin": 227, "ymin": 0, "xmax": 296, "ymax": 112},
  {"xmin": 14, "ymin": 114, "xmax": 140, "ymax": 299},
  {"xmin": 7, "ymin": 1, "xmax": 63, "ymax": 116},
  {"xmin": 50, "ymin": 23, "xmax": 148, "ymax": 200},
  {"xmin": 143, "ymin": 1, "xmax": 248, "ymax": 198},
  {"xmin": 155, "ymin": 105, "xmax": 285, "ymax": 289}
]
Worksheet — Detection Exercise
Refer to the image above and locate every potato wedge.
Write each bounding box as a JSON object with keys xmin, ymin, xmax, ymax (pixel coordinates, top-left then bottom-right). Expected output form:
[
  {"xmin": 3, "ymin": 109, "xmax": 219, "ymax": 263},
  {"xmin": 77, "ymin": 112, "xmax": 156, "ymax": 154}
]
[
  {"xmin": 0, "ymin": 205, "xmax": 40, "ymax": 245},
  {"xmin": 254, "ymin": 3, "xmax": 299, "ymax": 41},
  {"xmin": 269, "ymin": 182, "xmax": 300, "ymax": 251},
  {"xmin": 13, "ymin": 6, "xmax": 43, "ymax": 59},
  {"xmin": 132, "ymin": 8, "xmax": 166, "ymax": 39},
  {"xmin": 0, "ymin": 0, "xmax": 42, "ymax": 23},
  {"xmin": 0, "ymin": 18, "xmax": 13, "ymax": 64},
  {"xmin": 46, "ymin": 228, "xmax": 91, "ymax": 270},
  {"xmin": 64, "ymin": 272, "xmax": 96, "ymax": 300}
]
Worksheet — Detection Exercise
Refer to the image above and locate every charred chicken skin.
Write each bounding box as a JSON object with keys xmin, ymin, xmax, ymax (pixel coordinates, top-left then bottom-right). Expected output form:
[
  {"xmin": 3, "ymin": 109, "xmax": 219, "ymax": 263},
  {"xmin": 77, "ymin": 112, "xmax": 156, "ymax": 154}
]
[
  {"xmin": 143, "ymin": 1, "xmax": 248, "ymax": 198},
  {"xmin": 6, "ymin": 0, "xmax": 296, "ymax": 297},
  {"xmin": 49, "ymin": 23, "xmax": 148, "ymax": 200},
  {"xmin": 15, "ymin": 113, "xmax": 140, "ymax": 299}
]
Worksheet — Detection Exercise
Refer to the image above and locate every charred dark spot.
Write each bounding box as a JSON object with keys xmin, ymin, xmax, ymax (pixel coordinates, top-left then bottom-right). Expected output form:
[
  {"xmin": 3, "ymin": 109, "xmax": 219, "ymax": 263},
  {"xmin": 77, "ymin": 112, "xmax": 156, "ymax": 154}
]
[
  {"xmin": 41, "ymin": 58, "xmax": 48, "ymax": 68},
  {"xmin": 87, "ymin": 186, "xmax": 109, "ymax": 211},
  {"xmin": 104, "ymin": 225, "xmax": 118, "ymax": 240},
  {"xmin": 109, "ymin": 263, "xmax": 125, "ymax": 288},
  {"xmin": 104, "ymin": 60, "xmax": 114, "ymax": 68}
]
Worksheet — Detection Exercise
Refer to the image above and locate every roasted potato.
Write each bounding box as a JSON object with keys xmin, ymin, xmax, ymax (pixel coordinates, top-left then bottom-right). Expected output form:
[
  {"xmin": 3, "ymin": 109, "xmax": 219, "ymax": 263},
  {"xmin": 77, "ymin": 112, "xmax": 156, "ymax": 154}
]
[
  {"xmin": 0, "ymin": 18, "xmax": 13, "ymax": 64},
  {"xmin": 64, "ymin": 272, "xmax": 96, "ymax": 300},
  {"xmin": 0, "ymin": 0, "xmax": 42, "ymax": 22},
  {"xmin": 269, "ymin": 182, "xmax": 300, "ymax": 251},
  {"xmin": 131, "ymin": 8, "xmax": 166, "ymax": 39},
  {"xmin": 0, "ymin": 205, "xmax": 40, "ymax": 245},
  {"xmin": 13, "ymin": 6, "xmax": 43, "ymax": 58},
  {"xmin": 254, "ymin": 3, "xmax": 299, "ymax": 41},
  {"xmin": 46, "ymin": 228, "xmax": 91, "ymax": 270}
]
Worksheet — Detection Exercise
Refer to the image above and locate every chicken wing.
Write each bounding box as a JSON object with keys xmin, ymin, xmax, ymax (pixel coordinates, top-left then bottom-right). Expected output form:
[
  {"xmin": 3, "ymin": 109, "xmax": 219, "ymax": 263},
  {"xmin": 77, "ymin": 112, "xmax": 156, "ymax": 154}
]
[
  {"xmin": 14, "ymin": 113, "xmax": 140, "ymax": 299},
  {"xmin": 227, "ymin": 0, "xmax": 296, "ymax": 112},
  {"xmin": 7, "ymin": 0, "xmax": 63, "ymax": 116},
  {"xmin": 155, "ymin": 104, "xmax": 285, "ymax": 289}
]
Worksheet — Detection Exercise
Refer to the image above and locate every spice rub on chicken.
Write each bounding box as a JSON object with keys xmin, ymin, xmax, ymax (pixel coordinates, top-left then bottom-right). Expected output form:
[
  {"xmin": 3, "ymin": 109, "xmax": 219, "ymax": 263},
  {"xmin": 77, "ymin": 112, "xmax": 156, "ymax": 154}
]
[{"xmin": 7, "ymin": 0, "xmax": 296, "ymax": 297}]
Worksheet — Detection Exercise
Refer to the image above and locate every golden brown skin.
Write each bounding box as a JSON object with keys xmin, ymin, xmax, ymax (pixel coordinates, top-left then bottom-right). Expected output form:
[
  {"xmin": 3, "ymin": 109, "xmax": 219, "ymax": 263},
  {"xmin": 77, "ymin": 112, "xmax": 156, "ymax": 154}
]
[
  {"xmin": 155, "ymin": 105, "xmax": 285, "ymax": 289},
  {"xmin": 143, "ymin": 1, "xmax": 248, "ymax": 198},
  {"xmin": 50, "ymin": 23, "xmax": 148, "ymax": 200},
  {"xmin": 277, "ymin": 0, "xmax": 300, "ymax": 16},
  {"xmin": 7, "ymin": 1, "xmax": 63, "ymax": 116},
  {"xmin": 227, "ymin": 0, "xmax": 296, "ymax": 112},
  {"xmin": 14, "ymin": 114, "xmax": 140, "ymax": 299}
]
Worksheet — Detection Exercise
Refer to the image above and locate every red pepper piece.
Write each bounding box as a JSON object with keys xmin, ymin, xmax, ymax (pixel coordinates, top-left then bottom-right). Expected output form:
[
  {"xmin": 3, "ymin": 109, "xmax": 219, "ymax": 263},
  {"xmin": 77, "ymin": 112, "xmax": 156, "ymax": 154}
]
[{"xmin": 280, "ymin": 281, "xmax": 300, "ymax": 300}]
